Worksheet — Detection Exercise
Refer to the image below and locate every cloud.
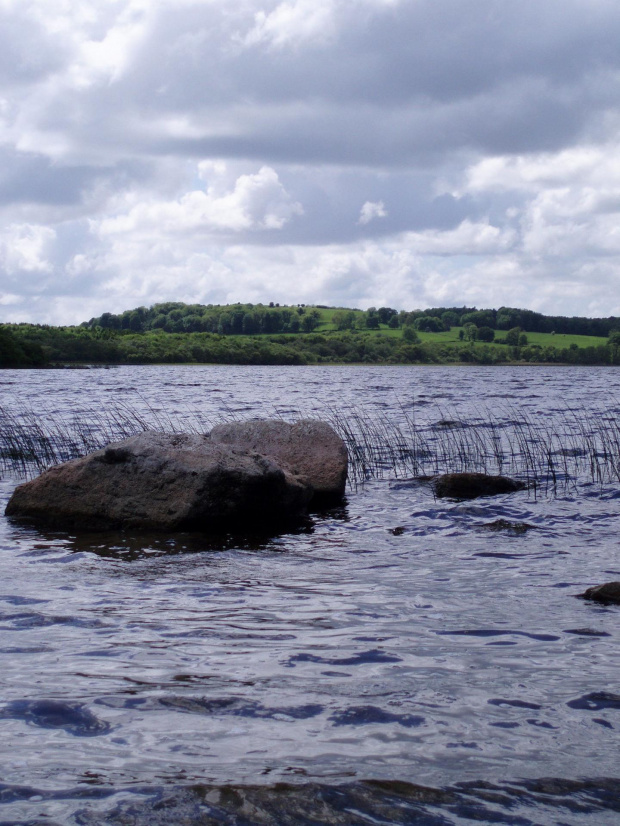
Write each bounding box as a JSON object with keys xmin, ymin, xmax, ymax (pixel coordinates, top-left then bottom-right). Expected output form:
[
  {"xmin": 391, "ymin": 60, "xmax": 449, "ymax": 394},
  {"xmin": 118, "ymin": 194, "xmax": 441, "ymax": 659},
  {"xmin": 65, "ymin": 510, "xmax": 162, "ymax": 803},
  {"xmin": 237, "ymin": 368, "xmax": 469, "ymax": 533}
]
[
  {"xmin": 454, "ymin": 143, "xmax": 620, "ymax": 266},
  {"xmin": 0, "ymin": 224, "xmax": 56, "ymax": 274},
  {"xmin": 241, "ymin": 0, "xmax": 337, "ymax": 49},
  {"xmin": 358, "ymin": 200, "xmax": 387, "ymax": 225},
  {"xmin": 97, "ymin": 164, "xmax": 303, "ymax": 237},
  {"xmin": 462, "ymin": 145, "xmax": 620, "ymax": 194},
  {"xmin": 1, "ymin": 0, "xmax": 620, "ymax": 322}
]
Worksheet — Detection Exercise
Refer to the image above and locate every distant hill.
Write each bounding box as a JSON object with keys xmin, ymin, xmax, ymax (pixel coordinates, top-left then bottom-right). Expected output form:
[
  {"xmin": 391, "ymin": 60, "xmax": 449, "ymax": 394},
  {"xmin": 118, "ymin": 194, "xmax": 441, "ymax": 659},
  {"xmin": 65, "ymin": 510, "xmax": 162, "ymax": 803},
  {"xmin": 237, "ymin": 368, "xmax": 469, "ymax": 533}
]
[
  {"xmin": 2, "ymin": 301, "xmax": 619, "ymax": 367},
  {"xmin": 83, "ymin": 301, "xmax": 620, "ymax": 338}
]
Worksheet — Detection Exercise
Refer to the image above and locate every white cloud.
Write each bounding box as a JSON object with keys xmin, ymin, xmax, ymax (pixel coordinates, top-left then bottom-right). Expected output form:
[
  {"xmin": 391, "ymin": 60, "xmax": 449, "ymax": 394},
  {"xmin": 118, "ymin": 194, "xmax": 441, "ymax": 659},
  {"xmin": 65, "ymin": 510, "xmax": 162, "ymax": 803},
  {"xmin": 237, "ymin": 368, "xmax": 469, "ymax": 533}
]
[
  {"xmin": 97, "ymin": 165, "xmax": 303, "ymax": 237},
  {"xmin": 462, "ymin": 145, "xmax": 620, "ymax": 194},
  {"xmin": 457, "ymin": 144, "xmax": 620, "ymax": 264},
  {"xmin": 241, "ymin": 0, "xmax": 337, "ymax": 49},
  {"xmin": 0, "ymin": 223, "xmax": 55, "ymax": 273},
  {"xmin": 403, "ymin": 220, "xmax": 516, "ymax": 256},
  {"xmin": 240, "ymin": 0, "xmax": 408, "ymax": 50},
  {"xmin": 358, "ymin": 200, "xmax": 387, "ymax": 225}
]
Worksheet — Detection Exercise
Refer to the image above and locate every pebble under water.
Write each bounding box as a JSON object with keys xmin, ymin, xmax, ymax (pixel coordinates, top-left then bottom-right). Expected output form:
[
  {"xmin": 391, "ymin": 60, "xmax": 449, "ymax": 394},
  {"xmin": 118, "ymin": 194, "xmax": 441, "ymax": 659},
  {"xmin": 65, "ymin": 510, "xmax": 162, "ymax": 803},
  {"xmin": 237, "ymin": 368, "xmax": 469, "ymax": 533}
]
[{"xmin": 0, "ymin": 364, "xmax": 619, "ymax": 825}]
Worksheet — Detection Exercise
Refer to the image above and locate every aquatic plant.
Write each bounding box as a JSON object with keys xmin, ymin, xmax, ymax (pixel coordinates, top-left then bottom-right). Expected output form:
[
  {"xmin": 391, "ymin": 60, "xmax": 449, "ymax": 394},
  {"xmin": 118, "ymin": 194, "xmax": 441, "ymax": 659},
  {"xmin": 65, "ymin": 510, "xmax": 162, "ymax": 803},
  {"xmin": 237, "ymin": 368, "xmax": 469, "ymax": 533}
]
[{"xmin": 2, "ymin": 399, "xmax": 620, "ymax": 493}]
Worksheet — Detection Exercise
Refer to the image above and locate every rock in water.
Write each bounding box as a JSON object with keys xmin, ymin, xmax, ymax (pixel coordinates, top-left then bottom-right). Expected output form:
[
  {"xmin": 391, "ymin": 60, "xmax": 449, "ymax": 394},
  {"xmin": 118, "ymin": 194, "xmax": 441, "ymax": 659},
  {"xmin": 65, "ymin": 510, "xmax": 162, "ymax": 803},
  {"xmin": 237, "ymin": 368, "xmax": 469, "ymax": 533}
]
[
  {"xmin": 5, "ymin": 431, "xmax": 312, "ymax": 532},
  {"xmin": 433, "ymin": 472, "xmax": 526, "ymax": 499},
  {"xmin": 579, "ymin": 582, "xmax": 620, "ymax": 605},
  {"xmin": 209, "ymin": 419, "xmax": 348, "ymax": 503}
]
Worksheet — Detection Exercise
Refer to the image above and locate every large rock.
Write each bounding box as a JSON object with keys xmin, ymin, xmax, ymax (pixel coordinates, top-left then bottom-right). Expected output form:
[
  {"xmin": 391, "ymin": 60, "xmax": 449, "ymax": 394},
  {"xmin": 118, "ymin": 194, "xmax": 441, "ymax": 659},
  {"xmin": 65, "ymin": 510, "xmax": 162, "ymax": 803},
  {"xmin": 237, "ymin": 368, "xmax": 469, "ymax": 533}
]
[
  {"xmin": 433, "ymin": 472, "xmax": 526, "ymax": 499},
  {"xmin": 5, "ymin": 431, "xmax": 312, "ymax": 532},
  {"xmin": 209, "ymin": 419, "xmax": 348, "ymax": 503},
  {"xmin": 579, "ymin": 582, "xmax": 620, "ymax": 605}
]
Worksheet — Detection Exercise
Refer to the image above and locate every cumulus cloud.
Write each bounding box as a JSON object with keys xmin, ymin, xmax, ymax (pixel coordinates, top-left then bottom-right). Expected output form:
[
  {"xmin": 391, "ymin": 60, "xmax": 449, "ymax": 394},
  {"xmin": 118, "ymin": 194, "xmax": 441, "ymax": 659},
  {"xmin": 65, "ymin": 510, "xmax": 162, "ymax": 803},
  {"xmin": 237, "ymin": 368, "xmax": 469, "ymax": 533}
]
[
  {"xmin": 97, "ymin": 165, "xmax": 303, "ymax": 237},
  {"xmin": 462, "ymin": 145, "xmax": 620, "ymax": 194},
  {"xmin": 1, "ymin": 0, "xmax": 620, "ymax": 322},
  {"xmin": 358, "ymin": 200, "xmax": 387, "ymax": 225},
  {"xmin": 453, "ymin": 142, "xmax": 620, "ymax": 269},
  {"xmin": 0, "ymin": 224, "xmax": 55, "ymax": 274}
]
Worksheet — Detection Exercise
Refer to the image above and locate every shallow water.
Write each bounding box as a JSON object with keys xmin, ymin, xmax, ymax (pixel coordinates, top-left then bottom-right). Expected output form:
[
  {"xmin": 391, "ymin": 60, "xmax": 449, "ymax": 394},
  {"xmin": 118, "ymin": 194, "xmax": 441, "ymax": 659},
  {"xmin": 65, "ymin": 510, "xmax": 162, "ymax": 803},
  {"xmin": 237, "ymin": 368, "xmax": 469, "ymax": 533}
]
[{"xmin": 0, "ymin": 365, "xmax": 619, "ymax": 824}]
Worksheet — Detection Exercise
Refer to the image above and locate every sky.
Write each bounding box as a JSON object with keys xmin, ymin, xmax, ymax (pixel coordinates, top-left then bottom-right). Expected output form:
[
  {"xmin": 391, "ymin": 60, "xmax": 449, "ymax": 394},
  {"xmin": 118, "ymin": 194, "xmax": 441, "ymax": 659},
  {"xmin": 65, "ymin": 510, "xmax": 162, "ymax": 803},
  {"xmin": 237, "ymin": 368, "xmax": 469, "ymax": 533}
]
[{"xmin": 1, "ymin": 0, "xmax": 620, "ymax": 325}]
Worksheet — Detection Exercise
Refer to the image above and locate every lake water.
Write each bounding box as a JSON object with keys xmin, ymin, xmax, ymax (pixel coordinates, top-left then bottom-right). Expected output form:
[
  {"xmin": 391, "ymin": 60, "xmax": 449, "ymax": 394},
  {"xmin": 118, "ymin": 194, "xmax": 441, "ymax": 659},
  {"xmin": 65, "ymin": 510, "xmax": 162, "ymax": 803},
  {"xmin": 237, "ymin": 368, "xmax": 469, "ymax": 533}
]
[{"xmin": 0, "ymin": 365, "xmax": 619, "ymax": 825}]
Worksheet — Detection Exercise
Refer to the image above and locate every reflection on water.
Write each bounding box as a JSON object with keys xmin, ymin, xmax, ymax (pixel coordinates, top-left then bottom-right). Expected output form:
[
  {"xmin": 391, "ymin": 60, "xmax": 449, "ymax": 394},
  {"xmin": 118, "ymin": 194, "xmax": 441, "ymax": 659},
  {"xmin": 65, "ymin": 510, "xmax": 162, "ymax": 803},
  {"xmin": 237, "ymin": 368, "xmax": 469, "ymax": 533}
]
[{"xmin": 0, "ymin": 365, "xmax": 619, "ymax": 824}]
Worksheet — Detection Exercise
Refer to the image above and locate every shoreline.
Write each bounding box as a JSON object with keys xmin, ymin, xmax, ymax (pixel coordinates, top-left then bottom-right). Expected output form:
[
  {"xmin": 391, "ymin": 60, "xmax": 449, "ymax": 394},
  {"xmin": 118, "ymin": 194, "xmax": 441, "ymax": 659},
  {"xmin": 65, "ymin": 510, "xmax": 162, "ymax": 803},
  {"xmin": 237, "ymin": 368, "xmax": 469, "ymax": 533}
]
[{"xmin": 1, "ymin": 359, "xmax": 618, "ymax": 369}]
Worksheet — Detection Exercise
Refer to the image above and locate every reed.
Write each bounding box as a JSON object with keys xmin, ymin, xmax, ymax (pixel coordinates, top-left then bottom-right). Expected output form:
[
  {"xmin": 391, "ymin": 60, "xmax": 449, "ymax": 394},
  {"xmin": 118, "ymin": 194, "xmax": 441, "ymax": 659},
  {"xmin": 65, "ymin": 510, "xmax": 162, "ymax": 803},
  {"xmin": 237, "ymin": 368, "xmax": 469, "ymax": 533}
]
[{"xmin": 2, "ymin": 400, "xmax": 620, "ymax": 493}]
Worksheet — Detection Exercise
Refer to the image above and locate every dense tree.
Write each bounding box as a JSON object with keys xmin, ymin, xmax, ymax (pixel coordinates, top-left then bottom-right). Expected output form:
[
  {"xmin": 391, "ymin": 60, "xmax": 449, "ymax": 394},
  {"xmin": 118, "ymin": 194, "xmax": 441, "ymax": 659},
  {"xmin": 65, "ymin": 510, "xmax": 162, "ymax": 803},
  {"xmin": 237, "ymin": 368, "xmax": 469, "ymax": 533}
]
[
  {"xmin": 477, "ymin": 326, "xmax": 495, "ymax": 342},
  {"xmin": 0, "ymin": 327, "xmax": 45, "ymax": 366},
  {"xmin": 413, "ymin": 316, "xmax": 443, "ymax": 332},
  {"xmin": 461, "ymin": 310, "xmax": 495, "ymax": 328},
  {"xmin": 496, "ymin": 306, "xmax": 616, "ymax": 336},
  {"xmin": 440, "ymin": 311, "xmax": 460, "ymax": 328},
  {"xmin": 377, "ymin": 306, "xmax": 398, "ymax": 324},
  {"xmin": 463, "ymin": 323, "xmax": 478, "ymax": 341},
  {"xmin": 300, "ymin": 312, "xmax": 320, "ymax": 332},
  {"xmin": 402, "ymin": 325, "xmax": 420, "ymax": 343},
  {"xmin": 365, "ymin": 309, "xmax": 380, "ymax": 330}
]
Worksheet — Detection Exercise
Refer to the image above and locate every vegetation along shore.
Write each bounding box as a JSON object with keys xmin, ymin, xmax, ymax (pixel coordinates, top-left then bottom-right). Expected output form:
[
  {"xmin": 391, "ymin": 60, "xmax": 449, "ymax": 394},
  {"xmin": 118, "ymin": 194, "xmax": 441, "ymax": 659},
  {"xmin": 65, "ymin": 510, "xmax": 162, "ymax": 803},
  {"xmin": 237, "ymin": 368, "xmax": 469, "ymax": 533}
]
[{"xmin": 2, "ymin": 301, "xmax": 620, "ymax": 367}]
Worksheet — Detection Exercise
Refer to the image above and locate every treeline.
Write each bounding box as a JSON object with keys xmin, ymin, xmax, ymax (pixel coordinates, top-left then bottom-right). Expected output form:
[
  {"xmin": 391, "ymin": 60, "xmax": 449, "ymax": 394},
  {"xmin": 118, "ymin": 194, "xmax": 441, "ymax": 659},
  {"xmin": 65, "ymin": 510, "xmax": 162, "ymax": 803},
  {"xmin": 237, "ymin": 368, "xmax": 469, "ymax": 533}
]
[
  {"xmin": 396, "ymin": 306, "xmax": 618, "ymax": 336},
  {"xmin": 84, "ymin": 301, "xmax": 620, "ymax": 338},
  {"xmin": 86, "ymin": 302, "xmax": 322, "ymax": 335},
  {"xmin": 2, "ymin": 324, "xmax": 619, "ymax": 367},
  {"xmin": 0, "ymin": 327, "xmax": 46, "ymax": 367}
]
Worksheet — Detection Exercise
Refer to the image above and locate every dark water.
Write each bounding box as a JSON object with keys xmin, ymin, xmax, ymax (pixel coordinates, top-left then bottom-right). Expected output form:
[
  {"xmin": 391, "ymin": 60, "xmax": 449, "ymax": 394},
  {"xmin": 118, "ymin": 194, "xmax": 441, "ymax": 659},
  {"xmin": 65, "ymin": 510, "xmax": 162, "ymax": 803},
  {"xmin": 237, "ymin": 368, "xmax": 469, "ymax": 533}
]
[{"xmin": 0, "ymin": 365, "xmax": 619, "ymax": 825}]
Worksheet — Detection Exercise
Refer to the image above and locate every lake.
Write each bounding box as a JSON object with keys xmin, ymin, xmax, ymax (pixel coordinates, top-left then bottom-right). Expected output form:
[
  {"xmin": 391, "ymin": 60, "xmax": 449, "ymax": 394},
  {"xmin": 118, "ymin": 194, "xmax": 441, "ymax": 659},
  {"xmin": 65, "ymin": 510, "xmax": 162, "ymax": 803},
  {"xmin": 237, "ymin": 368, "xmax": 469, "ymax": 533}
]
[{"xmin": 0, "ymin": 365, "xmax": 619, "ymax": 824}]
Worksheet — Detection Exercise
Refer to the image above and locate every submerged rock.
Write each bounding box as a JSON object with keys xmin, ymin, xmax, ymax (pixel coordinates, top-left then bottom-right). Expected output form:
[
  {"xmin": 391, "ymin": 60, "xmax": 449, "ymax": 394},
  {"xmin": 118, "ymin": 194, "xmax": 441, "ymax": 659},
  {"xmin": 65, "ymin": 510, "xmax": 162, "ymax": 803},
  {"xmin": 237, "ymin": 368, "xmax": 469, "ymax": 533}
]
[
  {"xmin": 432, "ymin": 419, "xmax": 465, "ymax": 430},
  {"xmin": 578, "ymin": 581, "xmax": 620, "ymax": 605},
  {"xmin": 478, "ymin": 519, "xmax": 535, "ymax": 534},
  {"xmin": 433, "ymin": 472, "xmax": 526, "ymax": 500},
  {"xmin": 210, "ymin": 419, "xmax": 348, "ymax": 503},
  {"xmin": 5, "ymin": 431, "xmax": 313, "ymax": 532}
]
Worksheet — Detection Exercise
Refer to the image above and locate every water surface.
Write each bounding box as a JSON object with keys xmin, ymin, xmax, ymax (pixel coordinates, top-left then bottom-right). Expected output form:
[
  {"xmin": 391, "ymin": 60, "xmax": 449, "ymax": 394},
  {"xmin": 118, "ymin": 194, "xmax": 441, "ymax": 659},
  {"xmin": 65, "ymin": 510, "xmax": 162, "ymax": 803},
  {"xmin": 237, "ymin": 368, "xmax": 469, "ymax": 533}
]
[{"xmin": 0, "ymin": 365, "xmax": 619, "ymax": 824}]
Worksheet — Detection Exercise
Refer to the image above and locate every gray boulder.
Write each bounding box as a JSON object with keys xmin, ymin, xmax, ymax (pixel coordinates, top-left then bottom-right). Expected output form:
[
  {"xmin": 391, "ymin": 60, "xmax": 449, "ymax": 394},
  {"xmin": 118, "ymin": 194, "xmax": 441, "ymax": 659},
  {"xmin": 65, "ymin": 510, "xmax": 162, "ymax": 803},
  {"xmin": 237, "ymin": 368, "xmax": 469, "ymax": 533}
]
[
  {"xmin": 209, "ymin": 419, "xmax": 348, "ymax": 503},
  {"xmin": 579, "ymin": 582, "xmax": 620, "ymax": 605},
  {"xmin": 5, "ymin": 431, "xmax": 312, "ymax": 532},
  {"xmin": 433, "ymin": 472, "xmax": 526, "ymax": 499}
]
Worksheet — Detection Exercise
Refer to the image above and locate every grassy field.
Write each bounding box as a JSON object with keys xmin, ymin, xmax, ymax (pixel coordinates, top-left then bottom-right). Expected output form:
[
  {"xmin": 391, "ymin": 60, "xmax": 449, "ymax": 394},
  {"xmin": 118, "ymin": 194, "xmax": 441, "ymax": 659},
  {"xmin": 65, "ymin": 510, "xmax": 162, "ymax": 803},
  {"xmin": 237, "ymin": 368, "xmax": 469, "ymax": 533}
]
[
  {"xmin": 509, "ymin": 331, "xmax": 608, "ymax": 348},
  {"xmin": 306, "ymin": 307, "xmax": 608, "ymax": 348},
  {"xmin": 311, "ymin": 313, "xmax": 608, "ymax": 349}
]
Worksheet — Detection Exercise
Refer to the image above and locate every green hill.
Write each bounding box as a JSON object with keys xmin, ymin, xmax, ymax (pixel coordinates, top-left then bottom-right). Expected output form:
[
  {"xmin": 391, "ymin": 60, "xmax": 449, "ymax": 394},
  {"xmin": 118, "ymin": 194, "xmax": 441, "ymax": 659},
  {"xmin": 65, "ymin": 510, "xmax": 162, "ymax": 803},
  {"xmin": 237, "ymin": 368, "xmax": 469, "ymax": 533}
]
[{"xmin": 1, "ymin": 301, "xmax": 619, "ymax": 366}]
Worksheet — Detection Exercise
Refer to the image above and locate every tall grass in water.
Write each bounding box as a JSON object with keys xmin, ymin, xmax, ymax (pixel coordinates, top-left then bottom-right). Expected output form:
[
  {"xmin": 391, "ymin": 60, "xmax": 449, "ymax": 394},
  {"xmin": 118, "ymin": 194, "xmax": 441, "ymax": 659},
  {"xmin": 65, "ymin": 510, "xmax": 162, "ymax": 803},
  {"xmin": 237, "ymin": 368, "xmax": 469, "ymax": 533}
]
[
  {"xmin": 2, "ymin": 400, "xmax": 620, "ymax": 493},
  {"xmin": 331, "ymin": 402, "xmax": 620, "ymax": 492}
]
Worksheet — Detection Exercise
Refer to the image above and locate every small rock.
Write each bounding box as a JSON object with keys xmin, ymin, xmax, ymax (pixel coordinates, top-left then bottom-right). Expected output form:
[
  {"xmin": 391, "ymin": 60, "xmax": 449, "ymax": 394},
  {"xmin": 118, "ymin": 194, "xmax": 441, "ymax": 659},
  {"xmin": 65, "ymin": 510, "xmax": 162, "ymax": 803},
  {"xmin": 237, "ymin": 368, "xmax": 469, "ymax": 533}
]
[
  {"xmin": 479, "ymin": 519, "xmax": 535, "ymax": 534},
  {"xmin": 578, "ymin": 582, "xmax": 620, "ymax": 605},
  {"xmin": 433, "ymin": 472, "xmax": 526, "ymax": 500},
  {"xmin": 433, "ymin": 419, "xmax": 464, "ymax": 429}
]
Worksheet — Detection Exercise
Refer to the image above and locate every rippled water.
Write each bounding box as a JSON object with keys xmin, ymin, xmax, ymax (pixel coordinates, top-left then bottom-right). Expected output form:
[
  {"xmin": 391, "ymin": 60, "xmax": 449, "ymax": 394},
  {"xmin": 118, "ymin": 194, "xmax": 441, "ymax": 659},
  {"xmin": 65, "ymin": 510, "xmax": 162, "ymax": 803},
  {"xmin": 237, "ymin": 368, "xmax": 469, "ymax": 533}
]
[{"xmin": 0, "ymin": 365, "xmax": 619, "ymax": 825}]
